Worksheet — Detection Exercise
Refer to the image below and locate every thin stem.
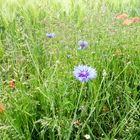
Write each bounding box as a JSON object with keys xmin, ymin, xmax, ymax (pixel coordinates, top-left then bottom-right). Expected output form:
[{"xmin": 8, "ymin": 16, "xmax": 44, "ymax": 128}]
[
  {"xmin": 75, "ymin": 78, "xmax": 105, "ymax": 139},
  {"xmin": 67, "ymin": 82, "xmax": 84, "ymax": 140}
]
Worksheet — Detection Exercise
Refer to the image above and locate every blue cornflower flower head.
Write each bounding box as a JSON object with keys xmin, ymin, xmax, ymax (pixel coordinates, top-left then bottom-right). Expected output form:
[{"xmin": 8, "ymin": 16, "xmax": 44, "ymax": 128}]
[
  {"xmin": 73, "ymin": 65, "xmax": 97, "ymax": 82},
  {"xmin": 46, "ymin": 33, "xmax": 55, "ymax": 38},
  {"xmin": 78, "ymin": 40, "xmax": 88, "ymax": 50}
]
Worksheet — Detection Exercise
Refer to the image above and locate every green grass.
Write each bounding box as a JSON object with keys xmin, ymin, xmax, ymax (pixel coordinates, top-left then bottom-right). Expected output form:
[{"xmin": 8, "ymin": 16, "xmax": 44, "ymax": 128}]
[{"xmin": 0, "ymin": 0, "xmax": 140, "ymax": 139}]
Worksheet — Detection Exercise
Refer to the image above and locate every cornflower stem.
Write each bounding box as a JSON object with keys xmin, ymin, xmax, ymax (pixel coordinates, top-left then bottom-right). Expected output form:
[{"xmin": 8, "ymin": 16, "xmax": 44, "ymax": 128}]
[{"xmin": 67, "ymin": 82, "xmax": 84, "ymax": 140}]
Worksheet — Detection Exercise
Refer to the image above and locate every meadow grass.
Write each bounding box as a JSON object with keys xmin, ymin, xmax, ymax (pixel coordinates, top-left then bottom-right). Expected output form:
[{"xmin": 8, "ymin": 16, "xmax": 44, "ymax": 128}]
[{"xmin": 0, "ymin": 0, "xmax": 140, "ymax": 139}]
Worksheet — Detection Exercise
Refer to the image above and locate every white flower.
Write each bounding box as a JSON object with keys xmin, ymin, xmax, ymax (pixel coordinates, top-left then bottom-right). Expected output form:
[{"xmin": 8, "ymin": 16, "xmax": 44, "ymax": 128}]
[
  {"xmin": 84, "ymin": 134, "xmax": 90, "ymax": 139},
  {"xmin": 102, "ymin": 69, "xmax": 107, "ymax": 78}
]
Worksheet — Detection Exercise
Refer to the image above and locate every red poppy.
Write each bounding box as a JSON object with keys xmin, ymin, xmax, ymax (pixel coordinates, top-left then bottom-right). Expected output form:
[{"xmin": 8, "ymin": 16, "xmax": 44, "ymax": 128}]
[
  {"xmin": 123, "ymin": 19, "xmax": 133, "ymax": 26},
  {"xmin": 10, "ymin": 80, "xmax": 15, "ymax": 88},
  {"xmin": 132, "ymin": 17, "xmax": 139, "ymax": 23},
  {"xmin": 116, "ymin": 13, "xmax": 128, "ymax": 20}
]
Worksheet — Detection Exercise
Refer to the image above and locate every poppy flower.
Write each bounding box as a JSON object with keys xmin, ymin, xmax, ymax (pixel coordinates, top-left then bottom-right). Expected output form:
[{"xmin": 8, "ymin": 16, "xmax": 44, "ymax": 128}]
[
  {"xmin": 122, "ymin": 19, "xmax": 133, "ymax": 26},
  {"xmin": 10, "ymin": 80, "xmax": 15, "ymax": 88},
  {"xmin": 132, "ymin": 17, "xmax": 139, "ymax": 23},
  {"xmin": 116, "ymin": 13, "xmax": 128, "ymax": 20},
  {"xmin": 0, "ymin": 104, "xmax": 4, "ymax": 113}
]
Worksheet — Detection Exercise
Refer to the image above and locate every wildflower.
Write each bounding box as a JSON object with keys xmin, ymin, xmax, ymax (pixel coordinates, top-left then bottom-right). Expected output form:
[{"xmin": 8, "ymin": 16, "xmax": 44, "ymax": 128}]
[
  {"xmin": 78, "ymin": 40, "xmax": 88, "ymax": 50},
  {"xmin": 46, "ymin": 33, "xmax": 55, "ymax": 38},
  {"xmin": 102, "ymin": 69, "xmax": 107, "ymax": 78},
  {"xmin": 84, "ymin": 134, "xmax": 91, "ymax": 139},
  {"xmin": 10, "ymin": 80, "xmax": 15, "ymax": 88},
  {"xmin": 73, "ymin": 120, "xmax": 81, "ymax": 128},
  {"xmin": 73, "ymin": 65, "xmax": 97, "ymax": 82},
  {"xmin": 0, "ymin": 104, "xmax": 4, "ymax": 113},
  {"xmin": 116, "ymin": 13, "xmax": 128, "ymax": 20},
  {"xmin": 123, "ymin": 19, "xmax": 133, "ymax": 26},
  {"xmin": 132, "ymin": 17, "xmax": 139, "ymax": 23}
]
